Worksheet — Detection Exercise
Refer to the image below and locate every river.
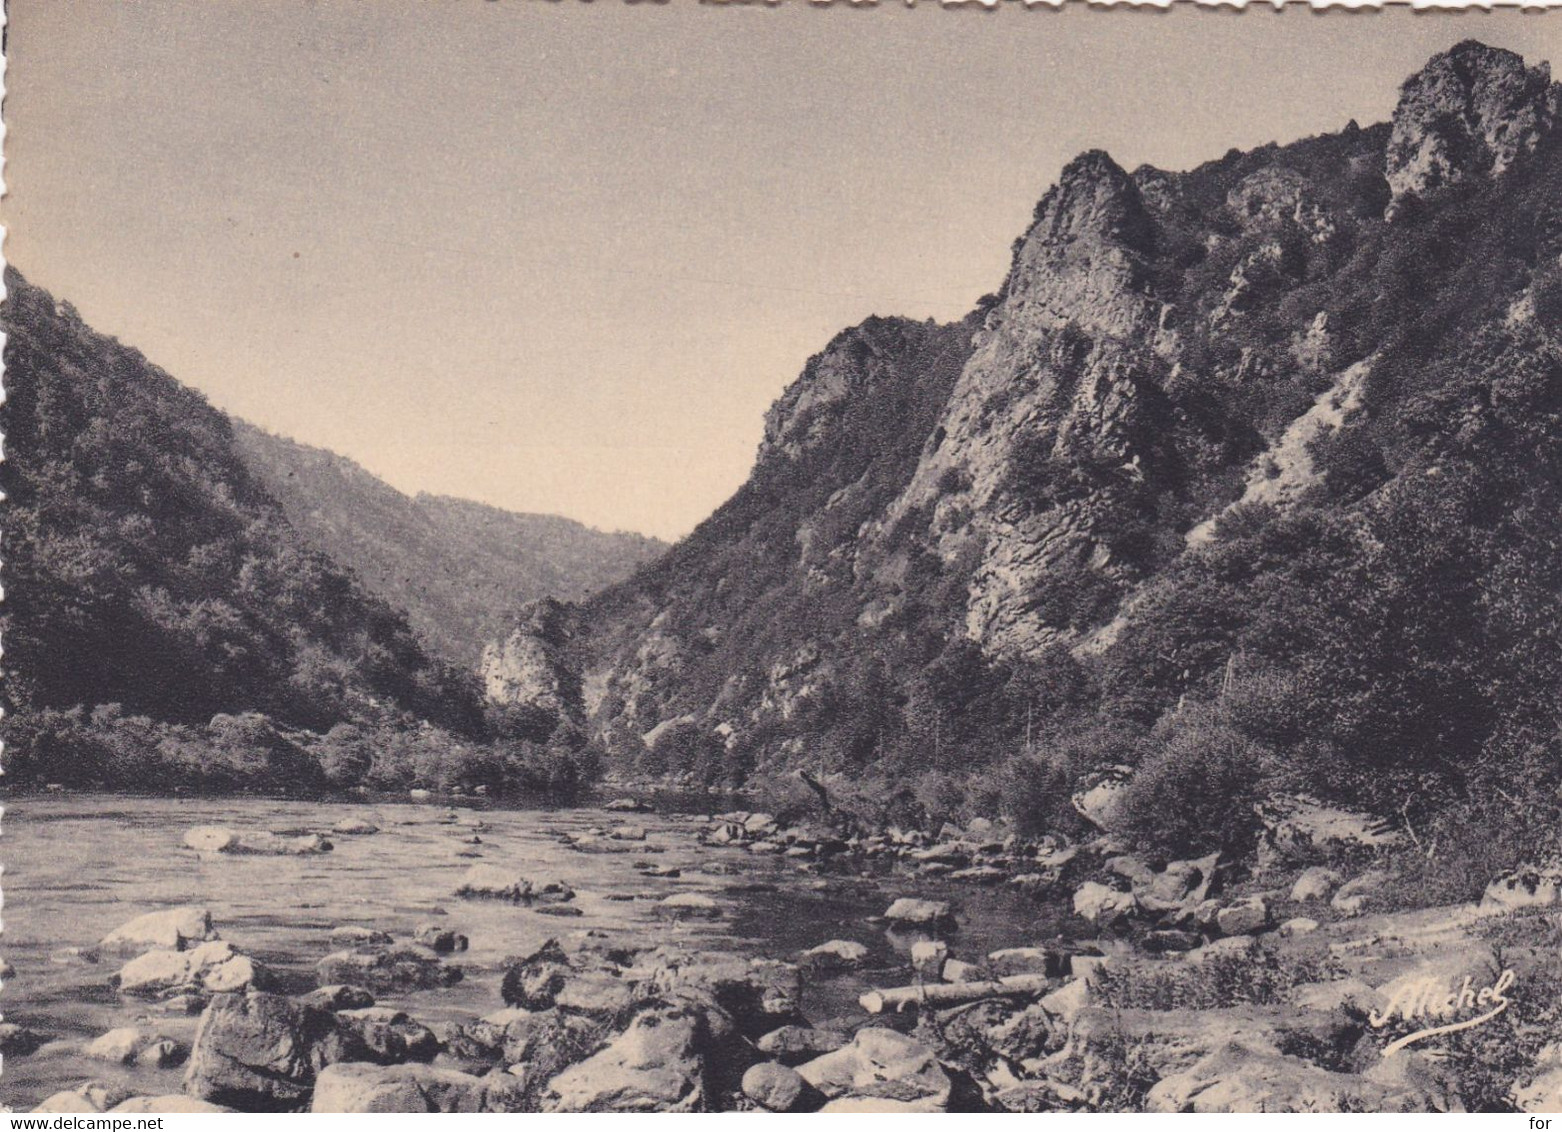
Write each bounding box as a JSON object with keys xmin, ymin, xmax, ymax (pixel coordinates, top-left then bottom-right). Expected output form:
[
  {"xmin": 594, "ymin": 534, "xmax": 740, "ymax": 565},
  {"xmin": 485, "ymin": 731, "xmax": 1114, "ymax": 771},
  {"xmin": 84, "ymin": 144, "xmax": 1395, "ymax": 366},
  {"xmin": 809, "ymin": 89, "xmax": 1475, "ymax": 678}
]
[{"xmin": 0, "ymin": 792, "xmax": 1068, "ymax": 1110}]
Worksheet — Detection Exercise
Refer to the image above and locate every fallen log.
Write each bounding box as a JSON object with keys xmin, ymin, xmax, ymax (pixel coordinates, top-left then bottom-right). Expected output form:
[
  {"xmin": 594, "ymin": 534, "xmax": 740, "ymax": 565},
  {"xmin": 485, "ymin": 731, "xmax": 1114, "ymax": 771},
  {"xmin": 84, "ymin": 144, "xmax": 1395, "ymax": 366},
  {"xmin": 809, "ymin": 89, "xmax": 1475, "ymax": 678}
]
[{"xmin": 859, "ymin": 973, "xmax": 1053, "ymax": 1014}]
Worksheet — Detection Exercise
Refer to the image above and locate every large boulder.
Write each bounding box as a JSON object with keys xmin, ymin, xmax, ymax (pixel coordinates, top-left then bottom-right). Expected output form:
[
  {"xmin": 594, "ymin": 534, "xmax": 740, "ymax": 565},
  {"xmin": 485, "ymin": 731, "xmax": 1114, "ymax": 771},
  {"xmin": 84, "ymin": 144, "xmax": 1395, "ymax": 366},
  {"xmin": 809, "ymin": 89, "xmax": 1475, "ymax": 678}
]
[
  {"xmin": 332, "ymin": 817, "xmax": 380, "ymax": 835},
  {"xmin": 542, "ymin": 1002, "xmax": 723, "ymax": 1112},
  {"xmin": 1140, "ymin": 853, "xmax": 1220, "ymax": 912},
  {"xmin": 311, "ymin": 1062, "xmax": 500, "ymax": 1113},
  {"xmin": 316, "ymin": 945, "xmax": 461, "ymax": 993},
  {"xmin": 182, "ymin": 992, "xmax": 345, "ymax": 1110},
  {"xmin": 109, "ymin": 1096, "xmax": 232, "ymax": 1113},
  {"xmin": 795, "ymin": 1028, "xmax": 951, "ymax": 1108},
  {"xmin": 741, "ymin": 1061, "xmax": 820, "ymax": 1112},
  {"xmin": 500, "ymin": 939, "xmax": 576, "ymax": 1010},
  {"xmin": 100, "ymin": 907, "xmax": 218, "ymax": 955}
]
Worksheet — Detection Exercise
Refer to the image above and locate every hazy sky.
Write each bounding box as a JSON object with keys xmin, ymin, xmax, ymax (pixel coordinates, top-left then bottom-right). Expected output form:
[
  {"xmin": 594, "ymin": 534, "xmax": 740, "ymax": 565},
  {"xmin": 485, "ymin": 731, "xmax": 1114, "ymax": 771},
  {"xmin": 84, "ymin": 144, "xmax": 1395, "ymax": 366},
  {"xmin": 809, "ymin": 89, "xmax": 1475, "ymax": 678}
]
[{"xmin": 6, "ymin": 2, "xmax": 1558, "ymax": 539}]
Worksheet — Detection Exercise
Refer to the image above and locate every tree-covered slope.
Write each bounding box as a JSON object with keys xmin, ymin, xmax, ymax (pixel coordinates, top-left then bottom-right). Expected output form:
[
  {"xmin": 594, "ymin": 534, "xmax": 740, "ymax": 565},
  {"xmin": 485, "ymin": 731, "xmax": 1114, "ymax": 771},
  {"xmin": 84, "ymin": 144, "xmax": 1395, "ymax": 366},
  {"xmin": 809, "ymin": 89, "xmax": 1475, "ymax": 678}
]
[
  {"xmin": 509, "ymin": 41, "xmax": 1562, "ymax": 867},
  {"xmin": 1, "ymin": 268, "xmax": 487, "ymax": 778}
]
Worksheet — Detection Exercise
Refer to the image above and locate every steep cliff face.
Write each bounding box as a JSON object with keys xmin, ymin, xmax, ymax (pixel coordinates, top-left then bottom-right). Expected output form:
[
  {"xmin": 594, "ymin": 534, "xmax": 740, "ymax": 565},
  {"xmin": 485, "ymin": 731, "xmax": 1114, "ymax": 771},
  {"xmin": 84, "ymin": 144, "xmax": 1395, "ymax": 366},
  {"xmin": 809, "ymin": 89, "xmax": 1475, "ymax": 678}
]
[
  {"xmin": 493, "ymin": 43, "xmax": 1562, "ymax": 832},
  {"xmin": 479, "ymin": 597, "xmax": 585, "ymax": 738}
]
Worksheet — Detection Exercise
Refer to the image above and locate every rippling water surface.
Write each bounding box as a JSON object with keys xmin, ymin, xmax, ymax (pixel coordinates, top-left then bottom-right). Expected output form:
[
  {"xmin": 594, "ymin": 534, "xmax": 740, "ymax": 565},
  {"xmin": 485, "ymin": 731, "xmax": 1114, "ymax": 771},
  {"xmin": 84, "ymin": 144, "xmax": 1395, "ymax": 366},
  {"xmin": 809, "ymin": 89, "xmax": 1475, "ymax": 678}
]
[{"xmin": 1, "ymin": 792, "xmax": 1064, "ymax": 1109}]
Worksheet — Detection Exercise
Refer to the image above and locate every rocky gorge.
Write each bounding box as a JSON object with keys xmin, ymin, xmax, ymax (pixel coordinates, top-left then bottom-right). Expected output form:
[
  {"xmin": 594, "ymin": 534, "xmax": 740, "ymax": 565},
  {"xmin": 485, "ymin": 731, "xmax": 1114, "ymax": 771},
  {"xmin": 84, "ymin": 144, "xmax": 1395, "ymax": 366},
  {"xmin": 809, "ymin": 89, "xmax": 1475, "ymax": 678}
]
[{"xmin": 5, "ymin": 790, "xmax": 1561, "ymax": 1113}]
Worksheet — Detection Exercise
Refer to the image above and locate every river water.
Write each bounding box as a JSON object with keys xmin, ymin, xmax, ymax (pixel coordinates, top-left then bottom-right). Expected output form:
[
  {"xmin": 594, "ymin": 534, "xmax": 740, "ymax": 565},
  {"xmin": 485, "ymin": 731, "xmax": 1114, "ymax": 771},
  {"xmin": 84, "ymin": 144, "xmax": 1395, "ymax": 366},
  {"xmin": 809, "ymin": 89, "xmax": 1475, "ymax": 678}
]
[{"xmin": 0, "ymin": 792, "xmax": 1066, "ymax": 1110}]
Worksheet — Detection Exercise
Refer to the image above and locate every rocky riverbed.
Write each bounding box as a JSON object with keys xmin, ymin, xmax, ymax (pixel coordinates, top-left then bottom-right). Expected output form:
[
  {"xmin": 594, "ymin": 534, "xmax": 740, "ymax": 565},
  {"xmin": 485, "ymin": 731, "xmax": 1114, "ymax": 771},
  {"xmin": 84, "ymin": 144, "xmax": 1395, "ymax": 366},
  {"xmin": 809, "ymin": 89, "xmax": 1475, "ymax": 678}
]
[{"xmin": 4, "ymin": 792, "xmax": 1561, "ymax": 1112}]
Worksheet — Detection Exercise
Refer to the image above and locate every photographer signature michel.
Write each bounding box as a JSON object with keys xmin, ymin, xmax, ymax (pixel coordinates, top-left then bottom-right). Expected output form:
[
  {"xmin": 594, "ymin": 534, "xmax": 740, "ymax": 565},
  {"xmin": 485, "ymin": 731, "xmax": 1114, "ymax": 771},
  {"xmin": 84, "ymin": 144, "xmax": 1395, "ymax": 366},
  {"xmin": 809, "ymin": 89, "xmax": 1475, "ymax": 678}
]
[{"xmin": 1369, "ymin": 968, "xmax": 1517, "ymax": 1057}]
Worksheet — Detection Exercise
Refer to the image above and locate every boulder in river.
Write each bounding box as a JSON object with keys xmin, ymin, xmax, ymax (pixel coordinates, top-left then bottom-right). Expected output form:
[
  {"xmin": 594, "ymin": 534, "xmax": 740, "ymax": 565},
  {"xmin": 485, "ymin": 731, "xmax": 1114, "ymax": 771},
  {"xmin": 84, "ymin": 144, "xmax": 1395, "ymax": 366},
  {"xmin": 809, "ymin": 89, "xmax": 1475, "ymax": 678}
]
[
  {"xmin": 332, "ymin": 817, "xmax": 380, "ymax": 835},
  {"xmin": 109, "ymin": 1096, "xmax": 231, "ymax": 1114},
  {"xmin": 0, "ymin": 1022, "xmax": 48, "ymax": 1056},
  {"xmin": 84, "ymin": 1026, "xmax": 150, "ymax": 1063},
  {"xmin": 413, "ymin": 923, "xmax": 469, "ymax": 953},
  {"xmin": 605, "ymin": 797, "xmax": 653, "ymax": 813},
  {"xmin": 181, "ymin": 826, "xmax": 332, "ymax": 856},
  {"xmin": 100, "ymin": 906, "xmax": 218, "ymax": 955},
  {"xmin": 629, "ymin": 947, "xmax": 801, "ymax": 1036},
  {"xmin": 183, "ymin": 991, "xmax": 342, "ymax": 1110},
  {"xmin": 335, "ymin": 1007, "xmax": 440, "ymax": 1064},
  {"xmin": 316, "ymin": 945, "xmax": 462, "ymax": 993},
  {"xmin": 331, "ymin": 926, "xmax": 394, "ymax": 947},
  {"xmin": 655, "ymin": 892, "xmax": 723, "ymax": 920},
  {"xmin": 302, "ymin": 984, "xmax": 377, "ymax": 1012},
  {"xmin": 114, "ymin": 940, "xmax": 266, "ymax": 997},
  {"xmin": 453, "ymin": 864, "xmax": 535, "ymax": 903}
]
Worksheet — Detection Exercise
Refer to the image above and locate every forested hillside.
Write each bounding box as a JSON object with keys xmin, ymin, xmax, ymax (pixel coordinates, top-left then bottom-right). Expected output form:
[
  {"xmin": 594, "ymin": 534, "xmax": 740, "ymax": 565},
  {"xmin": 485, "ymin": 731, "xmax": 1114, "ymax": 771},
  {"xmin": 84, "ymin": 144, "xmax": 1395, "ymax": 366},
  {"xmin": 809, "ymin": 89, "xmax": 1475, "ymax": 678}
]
[
  {"xmin": 1, "ymin": 270, "xmax": 588, "ymax": 795},
  {"xmin": 233, "ymin": 425, "xmax": 664, "ymax": 668}
]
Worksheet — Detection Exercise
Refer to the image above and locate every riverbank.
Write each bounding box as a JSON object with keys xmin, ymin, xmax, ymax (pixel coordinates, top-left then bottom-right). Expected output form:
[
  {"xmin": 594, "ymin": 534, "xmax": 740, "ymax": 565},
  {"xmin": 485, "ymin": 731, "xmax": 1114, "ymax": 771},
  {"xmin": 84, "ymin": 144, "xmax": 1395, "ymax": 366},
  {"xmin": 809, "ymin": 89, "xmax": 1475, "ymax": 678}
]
[{"xmin": 4, "ymin": 794, "xmax": 1560, "ymax": 1112}]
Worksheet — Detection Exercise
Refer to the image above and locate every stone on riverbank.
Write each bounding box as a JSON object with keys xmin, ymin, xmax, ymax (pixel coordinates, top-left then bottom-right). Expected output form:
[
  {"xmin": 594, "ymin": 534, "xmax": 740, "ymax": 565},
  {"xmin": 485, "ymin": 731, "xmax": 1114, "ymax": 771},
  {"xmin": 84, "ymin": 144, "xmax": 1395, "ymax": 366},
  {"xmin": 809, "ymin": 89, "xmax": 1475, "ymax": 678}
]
[
  {"xmin": 883, "ymin": 897, "xmax": 953, "ymax": 928},
  {"xmin": 796, "ymin": 1028, "xmax": 951, "ymax": 1108},
  {"xmin": 311, "ymin": 1062, "xmax": 490, "ymax": 1113},
  {"xmin": 1072, "ymin": 882, "xmax": 1136, "ymax": 927},
  {"xmin": 757, "ymin": 1026, "xmax": 849, "ymax": 1064},
  {"xmin": 1290, "ymin": 867, "xmax": 1343, "ymax": 903},
  {"xmin": 0, "ymin": 1022, "xmax": 48, "ymax": 1056},
  {"xmin": 742, "ymin": 1061, "xmax": 819, "ymax": 1112},
  {"xmin": 542, "ymin": 1002, "xmax": 725, "ymax": 1112}
]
